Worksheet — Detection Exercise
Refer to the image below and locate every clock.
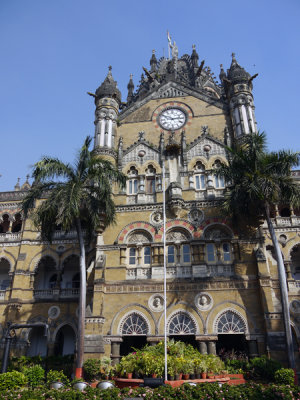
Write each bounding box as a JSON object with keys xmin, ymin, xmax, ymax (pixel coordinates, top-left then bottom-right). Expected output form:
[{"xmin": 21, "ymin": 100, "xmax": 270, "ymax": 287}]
[{"xmin": 159, "ymin": 108, "xmax": 186, "ymax": 130}]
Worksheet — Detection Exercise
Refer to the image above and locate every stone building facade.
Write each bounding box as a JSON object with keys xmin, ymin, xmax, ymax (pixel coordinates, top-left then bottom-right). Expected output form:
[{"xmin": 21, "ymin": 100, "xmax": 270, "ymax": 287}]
[{"xmin": 0, "ymin": 44, "xmax": 299, "ymax": 369}]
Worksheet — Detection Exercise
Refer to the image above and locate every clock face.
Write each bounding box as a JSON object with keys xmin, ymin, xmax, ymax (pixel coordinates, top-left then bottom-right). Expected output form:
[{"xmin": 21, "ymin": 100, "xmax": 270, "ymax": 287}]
[{"xmin": 159, "ymin": 108, "xmax": 186, "ymax": 130}]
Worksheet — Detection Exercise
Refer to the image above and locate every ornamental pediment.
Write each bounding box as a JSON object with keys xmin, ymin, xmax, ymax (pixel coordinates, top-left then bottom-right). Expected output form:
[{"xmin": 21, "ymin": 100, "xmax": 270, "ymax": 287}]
[
  {"xmin": 187, "ymin": 134, "xmax": 226, "ymax": 162},
  {"xmin": 121, "ymin": 141, "xmax": 160, "ymax": 168}
]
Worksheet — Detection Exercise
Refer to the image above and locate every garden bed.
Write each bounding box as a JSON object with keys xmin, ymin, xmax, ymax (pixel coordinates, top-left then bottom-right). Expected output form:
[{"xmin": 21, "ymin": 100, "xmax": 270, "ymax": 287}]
[{"xmin": 113, "ymin": 376, "xmax": 231, "ymax": 388}]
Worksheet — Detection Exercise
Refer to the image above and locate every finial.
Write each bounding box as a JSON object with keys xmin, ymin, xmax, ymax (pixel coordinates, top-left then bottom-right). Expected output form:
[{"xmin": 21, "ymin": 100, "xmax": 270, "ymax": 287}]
[
  {"xmin": 231, "ymin": 53, "xmax": 237, "ymax": 62},
  {"xmin": 130, "ymin": 73, "xmax": 133, "ymax": 79},
  {"xmin": 26, "ymin": 174, "xmax": 30, "ymax": 182},
  {"xmin": 152, "ymin": 49, "xmax": 155, "ymax": 54},
  {"xmin": 192, "ymin": 44, "xmax": 196, "ymax": 50},
  {"xmin": 14, "ymin": 177, "xmax": 20, "ymax": 191},
  {"xmin": 108, "ymin": 65, "xmax": 112, "ymax": 71}
]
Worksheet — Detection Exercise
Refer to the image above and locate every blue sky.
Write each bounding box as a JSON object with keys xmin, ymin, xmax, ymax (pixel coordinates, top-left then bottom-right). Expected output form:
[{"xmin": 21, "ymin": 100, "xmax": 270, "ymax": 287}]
[{"xmin": 0, "ymin": 0, "xmax": 299, "ymax": 191}]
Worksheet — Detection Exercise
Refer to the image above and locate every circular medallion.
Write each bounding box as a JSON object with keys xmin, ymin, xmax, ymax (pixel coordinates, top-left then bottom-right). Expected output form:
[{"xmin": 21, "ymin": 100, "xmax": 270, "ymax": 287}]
[
  {"xmin": 290, "ymin": 300, "xmax": 300, "ymax": 314},
  {"xmin": 159, "ymin": 108, "xmax": 186, "ymax": 131},
  {"xmin": 48, "ymin": 306, "xmax": 60, "ymax": 319},
  {"xmin": 195, "ymin": 292, "xmax": 213, "ymax": 311},
  {"xmin": 148, "ymin": 294, "xmax": 164, "ymax": 312}
]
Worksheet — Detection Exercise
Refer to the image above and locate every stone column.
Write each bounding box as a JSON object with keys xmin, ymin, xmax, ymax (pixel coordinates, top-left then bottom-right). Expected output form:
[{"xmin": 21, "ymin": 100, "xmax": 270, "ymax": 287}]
[
  {"xmin": 147, "ymin": 336, "xmax": 164, "ymax": 346},
  {"xmin": 208, "ymin": 341, "xmax": 216, "ymax": 355},
  {"xmin": 248, "ymin": 340, "xmax": 259, "ymax": 358},
  {"xmin": 120, "ymin": 248, "xmax": 126, "ymax": 266},
  {"xmin": 285, "ymin": 262, "xmax": 293, "ymax": 280},
  {"xmin": 199, "ymin": 341, "xmax": 207, "ymax": 354},
  {"xmin": 111, "ymin": 338, "xmax": 123, "ymax": 366}
]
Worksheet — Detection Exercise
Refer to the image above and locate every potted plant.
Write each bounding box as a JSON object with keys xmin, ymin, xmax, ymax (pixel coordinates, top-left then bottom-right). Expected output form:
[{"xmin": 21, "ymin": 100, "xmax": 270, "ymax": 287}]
[
  {"xmin": 173, "ymin": 357, "xmax": 183, "ymax": 381},
  {"xmin": 181, "ymin": 359, "xmax": 193, "ymax": 380},
  {"xmin": 199, "ymin": 359, "xmax": 208, "ymax": 379}
]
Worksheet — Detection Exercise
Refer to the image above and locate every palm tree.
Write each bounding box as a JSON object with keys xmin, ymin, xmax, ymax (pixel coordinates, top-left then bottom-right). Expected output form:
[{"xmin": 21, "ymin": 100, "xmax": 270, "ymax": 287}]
[
  {"xmin": 216, "ymin": 132, "xmax": 300, "ymax": 369},
  {"xmin": 22, "ymin": 136, "xmax": 126, "ymax": 377}
]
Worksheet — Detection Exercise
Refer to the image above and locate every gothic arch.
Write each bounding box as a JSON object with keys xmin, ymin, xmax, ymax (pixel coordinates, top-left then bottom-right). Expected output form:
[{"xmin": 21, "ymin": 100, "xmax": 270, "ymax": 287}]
[
  {"xmin": 213, "ymin": 309, "xmax": 248, "ymax": 334},
  {"xmin": 205, "ymin": 301, "xmax": 257, "ymax": 334},
  {"xmin": 142, "ymin": 161, "xmax": 161, "ymax": 174},
  {"xmin": 156, "ymin": 220, "xmax": 194, "ymax": 241},
  {"xmin": 207, "ymin": 155, "xmax": 228, "ymax": 169},
  {"xmin": 118, "ymin": 310, "xmax": 151, "ymax": 335},
  {"xmin": 53, "ymin": 321, "xmax": 77, "ymax": 343},
  {"xmin": 117, "ymin": 222, "xmax": 156, "ymax": 244},
  {"xmin": 202, "ymin": 223, "xmax": 233, "ymax": 240},
  {"xmin": 122, "ymin": 162, "xmax": 142, "ymax": 175},
  {"xmin": 187, "ymin": 157, "xmax": 208, "ymax": 171},
  {"xmin": 0, "ymin": 254, "xmax": 14, "ymax": 274},
  {"xmin": 167, "ymin": 309, "xmax": 199, "ymax": 335},
  {"xmin": 158, "ymin": 302, "xmax": 204, "ymax": 334},
  {"xmin": 29, "ymin": 248, "xmax": 59, "ymax": 273},
  {"xmin": 110, "ymin": 303, "xmax": 156, "ymax": 335}
]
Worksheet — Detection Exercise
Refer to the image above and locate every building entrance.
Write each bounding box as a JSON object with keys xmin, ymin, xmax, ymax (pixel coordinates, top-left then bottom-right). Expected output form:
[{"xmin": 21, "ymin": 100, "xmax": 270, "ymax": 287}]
[
  {"xmin": 216, "ymin": 334, "xmax": 248, "ymax": 355},
  {"xmin": 120, "ymin": 335, "xmax": 147, "ymax": 356}
]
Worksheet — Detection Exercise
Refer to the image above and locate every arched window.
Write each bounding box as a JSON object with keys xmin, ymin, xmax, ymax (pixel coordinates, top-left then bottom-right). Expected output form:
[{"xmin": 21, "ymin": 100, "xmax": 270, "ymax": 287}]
[
  {"xmin": 291, "ymin": 245, "xmax": 300, "ymax": 280},
  {"xmin": 34, "ymin": 256, "xmax": 56, "ymax": 290},
  {"xmin": 72, "ymin": 273, "xmax": 80, "ymax": 289},
  {"xmin": 127, "ymin": 166, "xmax": 139, "ymax": 195},
  {"xmin": 0, "ymin": 214, "xmax": 10, "ymax": 233},
  {"xmin": 222, "ymin": 243, "xmax": 231, "ymax": 262},
  {"xmin": 12, "ymin": 213, "xmax": 22, "ymax": 233},
  {"xmin": 216, "ymin": 311, "xmax": 246, "ymax": 333},
  {"xmin": 213, "ymin": 160, "xmax": 225, "ymax": 189},
  {"xmin": 49, "ymin": 274, "xmax": 57, "ymax": 289},
  {"xmin": 62, "ymin": 255, "xmax": 79, "ymax": 289},
  {"xmin": 0, "ymin": 258, "xmax": 10, "ymax": 290},
  {"xmin": 193, "ymin": 161, "xmax": 206, "ymax": 190},
  {"xmin": 121, "ymin": 313, "xmax": 148, "ymax": 335},
  {"xmin": 145, "ymin": 165, "xmax": 156, "ymax": 194},
  {"xmin": 168, "ymin": 312, "xmax": 196, "ymax": 334}
]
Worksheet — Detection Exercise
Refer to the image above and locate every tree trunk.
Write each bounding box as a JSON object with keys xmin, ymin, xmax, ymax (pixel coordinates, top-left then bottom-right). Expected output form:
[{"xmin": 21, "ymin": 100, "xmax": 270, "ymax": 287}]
[
  {"xmin": 265, "ymin": 203, "xmax": 295, "ymax": 369},
  {"xmin": 75, "ymin": 218, "xmax": 86, "ymax": 378}
]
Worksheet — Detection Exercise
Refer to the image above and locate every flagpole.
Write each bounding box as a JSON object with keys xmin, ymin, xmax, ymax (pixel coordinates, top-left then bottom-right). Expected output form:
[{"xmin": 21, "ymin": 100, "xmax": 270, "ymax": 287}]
[{"xmin": 163, "ymin": 161, "xmax": 167, "ymax": 382}]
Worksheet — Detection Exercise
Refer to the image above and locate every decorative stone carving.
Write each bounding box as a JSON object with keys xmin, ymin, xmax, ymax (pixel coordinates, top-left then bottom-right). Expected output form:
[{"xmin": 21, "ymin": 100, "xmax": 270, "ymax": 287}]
[
  {"xmin": 188, "ymin": 208, "xmax": 204, "ymax": 225},
  {"xmin": 127, "ymin": 232, "xmax": 151, "ymax": 244},
  {"xmin": 151, "ymin": 210, "xmax": 163, "ymax": 225},
  {"xmin": 195, "ymin": 292, "xmax": 213, "ymax": 311},
  {"xmin": 204, "ymin": 226, "xmax": 232, "ymax": 240},
  {"xmin": 166, "ymin": 231, "xmax": 189, "ymax": 242},
  {"xmin": 48, "ymin": 306, "xmax": 60, "ymax": 319},
  {"xmin": 290, "ymin": 300, "xmax": 300, "ymax": 314},
  {"xmin": 148, "ymin": 294, "xmax": 164, "ymax": 312}
]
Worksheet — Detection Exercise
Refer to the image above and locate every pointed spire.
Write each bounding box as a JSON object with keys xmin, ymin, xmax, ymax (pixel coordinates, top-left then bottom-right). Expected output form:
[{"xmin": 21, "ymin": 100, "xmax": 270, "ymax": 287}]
[
  {"xmin": 191, "ymin": 44, "xmax": 199, "ymax": 68},
  {"xmin": 150, "ymin": 49, "xmax": 157, "ymax": 73},
  {"xmin": 127, "ymin": 74, "xmax": 134, "ymax": 103},
  {"xmin": 14, "ymin": 178, "xmax": 20, "ymax": 191},
  {"xmin": 227, "ymin": 53, "xmax": 251, "ymax": 82},
  {"xmin": 95, "ymin": 65, "xmax": 122, "ymax": 103},
  {"xmin": 219, "ymin": 64, "xmax": 226, "ymax": 81}
]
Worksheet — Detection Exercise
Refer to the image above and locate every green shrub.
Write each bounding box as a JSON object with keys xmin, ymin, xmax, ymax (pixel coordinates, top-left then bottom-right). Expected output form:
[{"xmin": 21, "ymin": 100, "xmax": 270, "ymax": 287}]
[
  {"xmin": 0, "ymin": 371, "xmax": 27, "ymax": 390},
  {"xmin": 46, "ymin": 369, "xmax": 70, "ymax": 385},
  {"xmin": 274, "ymin": 368, "xmax": 295, "ymax": 385},
  {"xmin": 22, "ymin": 364, "xmax": 45, "ymax": 387},
  {"xmin": 83, "ymin": 358, "xmax": 102, "ymax": 381},
  {"xmin": 248, "ymin": 355, "xmax": 282, "ymax": 381}
]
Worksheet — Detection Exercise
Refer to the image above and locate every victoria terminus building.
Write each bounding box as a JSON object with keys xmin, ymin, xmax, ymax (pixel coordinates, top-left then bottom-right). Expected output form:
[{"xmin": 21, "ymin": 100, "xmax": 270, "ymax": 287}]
[{"xmin": 0, "ymin": 43, "xmax": 299, "ymax": 369}]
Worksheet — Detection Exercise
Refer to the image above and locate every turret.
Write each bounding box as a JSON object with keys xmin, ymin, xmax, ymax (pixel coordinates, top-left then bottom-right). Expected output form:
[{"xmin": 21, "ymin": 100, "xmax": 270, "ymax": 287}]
[
  {"xmin": 191, "ymin": 44, "xmax": 199, "ymax": 68},
  {"xmin": 127, "ymin": 74, "xmax": 134, "ymax": 103},
  {"xmin": 150, "ymin": 50, "xmax": 157, "ymax": 73},
  {"xmin": 224, "ymin": 53, "xmax": 258, "ymax": 138},
  {"xmin": 93, "ymin": 66, "xmax": 121, "ymax": 157}
]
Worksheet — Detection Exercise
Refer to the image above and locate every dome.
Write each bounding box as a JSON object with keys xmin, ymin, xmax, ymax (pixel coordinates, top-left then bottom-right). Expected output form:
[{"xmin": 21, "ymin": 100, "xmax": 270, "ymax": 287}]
[
  {"xmin": 95, "ymin": 66, "xmax": 121, "ymax": 103},
  {"xmin": 227, "ymin": 53, "xmax": 250, "ymax": 82}
]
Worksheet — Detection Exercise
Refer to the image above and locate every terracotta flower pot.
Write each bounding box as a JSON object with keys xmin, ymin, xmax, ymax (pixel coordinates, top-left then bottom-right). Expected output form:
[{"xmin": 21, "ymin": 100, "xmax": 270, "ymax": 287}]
[
  {"xmin": 201, "ymin": 372, "xmax": 207, "ymax": 379},
  {"xmin": 183, "ymin": 374, "xmax": 189, "ymax": 380},
  {"xmin": 127, "ymin": 372, "xmax": 133, "ymax": 379}
]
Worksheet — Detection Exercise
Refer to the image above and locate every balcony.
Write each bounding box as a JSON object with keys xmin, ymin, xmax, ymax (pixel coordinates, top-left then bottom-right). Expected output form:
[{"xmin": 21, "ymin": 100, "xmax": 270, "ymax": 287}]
[
  {"xmin": 126, "ymin": 264, "xmax": 234, "ymax": 280},
  {"xmin": 33, "ymin": 288, "xmax": 79, "ymax": 299},
  {"xmin": 262, "ymin": 216, "xmax": 300, "ymax": 229}
]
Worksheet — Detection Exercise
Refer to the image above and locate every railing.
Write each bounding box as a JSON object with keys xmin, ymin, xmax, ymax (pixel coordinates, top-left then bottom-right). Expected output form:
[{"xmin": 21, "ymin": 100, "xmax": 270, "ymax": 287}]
[
  {"xmin": 288, "ymin": 281, "xmax": 300, "ymax": 292},
  {"xmin": 262, "ymin": 216, "xmax": 300, "ymax": 228},
  {"xmin": 33, "ymin": 288, "xmax": 79, "ymax": 299},
  {"xmin": 0, "ymin": 232, "xmax": 21, "ymax": 242},
  {"xmin": 126, "ymin": 264, "xmax": 234, "ymax": 280}
]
